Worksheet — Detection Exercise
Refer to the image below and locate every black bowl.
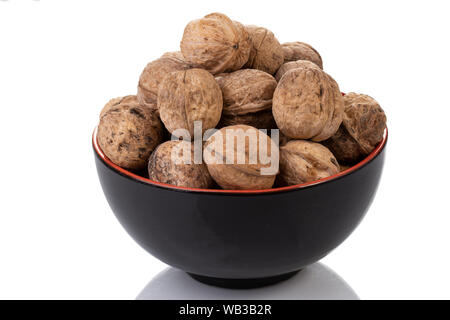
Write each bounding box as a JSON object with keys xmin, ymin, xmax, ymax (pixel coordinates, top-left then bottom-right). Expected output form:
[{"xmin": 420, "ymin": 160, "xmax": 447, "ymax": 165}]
[{"xmin": 93, "ymin": 128, "xmax": 387, "ymax": 288}]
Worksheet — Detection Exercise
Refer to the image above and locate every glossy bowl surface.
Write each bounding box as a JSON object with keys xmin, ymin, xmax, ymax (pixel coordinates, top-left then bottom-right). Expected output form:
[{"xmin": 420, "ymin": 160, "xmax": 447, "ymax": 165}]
[{"xmin": 93, "ymin": 127, "xmax": 387, "ymax": 287}]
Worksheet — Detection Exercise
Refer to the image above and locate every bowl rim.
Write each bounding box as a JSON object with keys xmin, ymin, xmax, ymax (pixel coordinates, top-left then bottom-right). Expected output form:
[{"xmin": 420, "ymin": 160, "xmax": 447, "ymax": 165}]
[{"xmin": 93, "ymin": 126, "xmax": 388, "ymax": 194}]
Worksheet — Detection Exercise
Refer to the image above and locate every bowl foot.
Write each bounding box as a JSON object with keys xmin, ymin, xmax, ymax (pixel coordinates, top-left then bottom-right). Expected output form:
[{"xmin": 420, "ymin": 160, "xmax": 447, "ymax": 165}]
[{"xmin": 187, "ymin": 270, "xmax": 301, "ymax": 289}]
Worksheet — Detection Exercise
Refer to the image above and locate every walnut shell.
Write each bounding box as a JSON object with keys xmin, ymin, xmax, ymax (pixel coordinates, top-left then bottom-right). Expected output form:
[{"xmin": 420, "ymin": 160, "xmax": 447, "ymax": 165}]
[
  {"xmin": 275, "ymin": 60, "xmax": 320, "ymax": 82},
  {"xmin": 278, "ymin": 140, "xmax": 339, "ymax": 186},
  {"xmin": 137, "ymin": 53, "xmax": 191, "ymax": 111},
  {"xmin": 281, "ymin": 42, "xmax": 323, "ymax": 69},
  {"xmin": 98, "ymin": 97, "xmax": 164, "ymax": 171},
  {"xmin": 204, "ymin": 125, "xmax": 278, "ymax": 189},
  {"xmin": 322, "ymin": 125, "xmax": 365, "ymax": 164},
  {"xmin": 216, "ymin": 69, "xmax": 277, "ymax": 116},
  {"xmin": 243, "ymin": 25, "xmax": 284, "ymax": 74},
  {"xmin": 158, "ymin": 68, "xmax": 223, "ymax": 137},
  {"xmin": 100, "ymin": 95, "xmax": 139, "ymax": 118},
  {"xmin": 322, "ymin": 93, "xmax": 386, "ymax": 164},
  {"xmin": 180, "ymin": 13, "xmax": 251, "ymax": 74},
  {"xmin": 343, "ymin": 92, "xmax": 387, "ymax": 153},
  {"xmin": 218, "ymin": 108, "xmax": 276, "ymax": 129},
  {"xmin": 148, "ymin": 140, "xmax": 213, "ymax": 188},
  {"xmin": 272, "ymin": 66, "xmax": 344, "ymax": 141}
]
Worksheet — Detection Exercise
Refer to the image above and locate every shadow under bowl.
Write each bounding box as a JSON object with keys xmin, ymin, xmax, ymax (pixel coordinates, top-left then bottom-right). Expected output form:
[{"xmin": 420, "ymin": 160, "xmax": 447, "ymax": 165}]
[{"xmin": 93, "ymin": 128, "xmax": 387, "ymax": 288}]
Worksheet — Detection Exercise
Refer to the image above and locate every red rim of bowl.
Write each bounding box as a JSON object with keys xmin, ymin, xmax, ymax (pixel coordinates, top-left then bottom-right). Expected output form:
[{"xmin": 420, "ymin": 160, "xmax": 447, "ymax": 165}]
[{"xmin": 93, "ymin": 126, "xmax": 388, "ymax": 194}]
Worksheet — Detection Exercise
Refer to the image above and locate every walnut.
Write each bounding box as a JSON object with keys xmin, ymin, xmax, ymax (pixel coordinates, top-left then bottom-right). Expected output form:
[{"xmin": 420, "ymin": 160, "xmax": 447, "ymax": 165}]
[
  {"xmin": 158, "ymin": 68, "xmax": 223, "ymax": 137},
  {"xmin": 204, "ymin": 125, "xmax": 278, "ymax": 189},
  {"xmin": 180, "ymin": 13, "xmax": 251, "ymax": 74},
  {"xmin": 216, "ymin": 69, "xmax": 277, "ymax": 128},
  {"xmin": 243, "ymin": 25, "xmax": 284, "ymax": 74},
  {"xmin": 278, "ymin": 140, "xmax": 339, "ymax": 186},
  {"xmin": 272, "ymin": 66, "xmax": 344, "ymax": 141},
  {"xmin": 281, "ymin": 42, "xmax": 323, "ymax": 69},
  {"xmin": 98, "ymin": 96, "xmax": 164, "ymax": 171},
  {"xmin": 343, "ymin": 93, "xmax": 387, "ymax": 153},
  {"xmin": 322, "ymin": 126, "xmax": 365, "ymax": 164},
  {"xmin": 148, "ymin": 140, "xmax": 213, "ymax": 188},
  {"xmin": 137, "ymin": 52, "xmax": 191, "ymax": 111},
  {"xmin": 275, "ymin": 60, "xmax": 320, "ymax": 82},
  {"xmin": 322, "ymin": 93, "xmax": 386, "ymax": 164},
  {"xmin": 100, "ymin": 95, "xmax": 139, "ymax": 118}
]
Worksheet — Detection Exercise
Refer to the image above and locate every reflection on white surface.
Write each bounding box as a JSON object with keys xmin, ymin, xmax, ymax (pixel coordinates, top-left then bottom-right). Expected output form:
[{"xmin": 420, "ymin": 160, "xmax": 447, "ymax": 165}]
[{"xmin": 137, "ymin": 263, "xmax": 358, "ymax": 300}]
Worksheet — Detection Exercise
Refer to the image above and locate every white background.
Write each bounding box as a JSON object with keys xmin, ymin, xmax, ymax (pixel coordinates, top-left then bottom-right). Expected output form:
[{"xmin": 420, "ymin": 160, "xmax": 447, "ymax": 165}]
[{"xmin": 0, "ymin": 0, "xmax": 449, "ymax": 299}]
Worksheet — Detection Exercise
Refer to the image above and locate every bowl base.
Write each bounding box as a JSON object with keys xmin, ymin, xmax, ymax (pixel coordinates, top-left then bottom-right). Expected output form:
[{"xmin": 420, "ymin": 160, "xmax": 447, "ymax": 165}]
[{"xmin": 187, "ymin": 270, "xmax": 301, "ymax": 289}]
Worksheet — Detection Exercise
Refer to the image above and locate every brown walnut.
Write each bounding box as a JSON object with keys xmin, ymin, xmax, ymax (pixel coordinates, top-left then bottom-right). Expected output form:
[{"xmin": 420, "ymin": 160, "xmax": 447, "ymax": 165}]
[
  {"xmin": 100, "ymin": 95, "xmax": 139, "ymax": 118},
  {"xmin": 243, "ymin": 25, "xmax": 284, "ymax": 74},
  {"xmin": 137, "ymin": 52, "xmax": 191, "ymax": 111},
  {"xmin": 322, "ymin": 125, "xmax": 365, "ymax": 164},
  {"xmin": 204, "ymin": 125, "xmax": 278, "ymax": 190},
  {"xmin": 180, "ymin": 13, "xmax": 251, "ymax": 74},
  {"xmin": 148, "ymin": 140, "xmax": 213, "ymax": 188},
  {"xmin": 272, "ymin": 66, "xmax": 344, "ymax": 141},
  {"xmin": 323, "ymin": 93, "xmax": 386, "ymax": 164},
  {"xmin": 158, "ymin": 68, "xmax": 223, "ymax": 137},
  {"xmin": 98, "ymin": 96, "xmax": 164, "ymax": 171},
  {"xmin": 278, "ymin": 140, "xmax": 339, "ymax": 186},
  {"xmin": 275, "ymin": 60, "xmax": 320, "ymax": 82},
  {"xmin": 216, "ymin": 69, "xmax": 277, "ymax": 129},
  {"xmin": 342, "ymin": 93, "xmax": 387, "ymax": 153},
  {"xmin": 281, "ymin": 42, "xmax": 323, "ymax": 69}
]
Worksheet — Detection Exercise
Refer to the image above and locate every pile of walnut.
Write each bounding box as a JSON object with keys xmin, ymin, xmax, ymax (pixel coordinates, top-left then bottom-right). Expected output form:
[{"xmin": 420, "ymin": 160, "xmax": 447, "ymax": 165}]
[{"xmin": 97, "ymin": 12, "xmax": 387, "ymax": 190}]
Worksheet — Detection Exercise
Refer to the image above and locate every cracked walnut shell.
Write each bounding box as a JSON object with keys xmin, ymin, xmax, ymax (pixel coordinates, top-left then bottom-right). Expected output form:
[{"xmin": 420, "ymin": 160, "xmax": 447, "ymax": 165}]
[
  {"xmin": 243, "ymin": 25, "xmax": 284, "ymax": 75},
  {"xmin": 278, "ymin": 140, "xmax": 340, "ymax": 186},
  {"xmin": 281, "ymin": 42, "xmax": 323, "ymax": 69},
  {"xmin": 137, "ymin": 52, "xmax": 191, "ymax": 111},
  {"xmin": 204, "ymin": 125, "xmax": 278, "ymax": 190},
  {"xmin": 158, "ymin": 68, "xmax": 223, "ymax": 137},
  {"xmin": 148, "ymin": 140, "xmax": 213, "ymax": 188},
  {"xmin": 180, "ymin": 13, "xmax": 251, "ymax": 74},
  {"xmin": 98, "ymin": 96, "xmax": 164, "ymax": 171},
  {"xmin": 272, "ymin": 66, "xmax": 344, "ymax": 141}
]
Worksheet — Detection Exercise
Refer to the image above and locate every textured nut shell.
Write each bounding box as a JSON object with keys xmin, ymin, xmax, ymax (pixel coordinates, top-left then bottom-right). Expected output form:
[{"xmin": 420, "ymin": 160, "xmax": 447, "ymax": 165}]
[
  {"xmin": 311, "ymin": 74, "xmax": 344, "ymax": 142},
  {"xmin": 158, "ymin": 68, "xmax": 223, "ymax": 136},
  {"xmin": 218, "ymin": 109, "xmax": 276, "ymax": 129},
  {"xmin": 275, "ymin": 60, "xmax": 320, "ymax": 82},
  {"xmin": 180, "ymin": 13, "xmax": 251, "ymax": 74},
  {"xmin": 216, "ymin": 69, "xmax": 277, "ymax": 115},
  {"xmin": 322, "ymin": 125, "xmax": 365, "ymax": 164},
  {"xmin": 204, "ymin": 125, "xmax": 277, "ymax": 190},
  {"xmin": 272, "ymin": 67, "xmax": 344, "ymax": 141},
  {"xmin": 281, "ymin": 42, "xmax": 323, "ymax": 69},
  {"xmin": 243, "ymin": 25, "xmax": 284, "ymax": 74},
  {"xmin": 137, "ymin": 53, "xmax": 191, "ymax": 110},
  {"xmin": 278, "ymin": 140, "xmax": 339, "ymax": 186},
  {"xmin": 100, "ymin": 95, "xmax": 139, "ymax": 118},
  {"xmin": 98, "ymin": 98, "xmax": 164, "ymax": 170},
  {"xmin": 343, "ymin": 93, "xmax": 387, "ymax": 154},
  {"xmin": 148, "ymin": 140, "xmax": 213, "ymax": 188}
]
